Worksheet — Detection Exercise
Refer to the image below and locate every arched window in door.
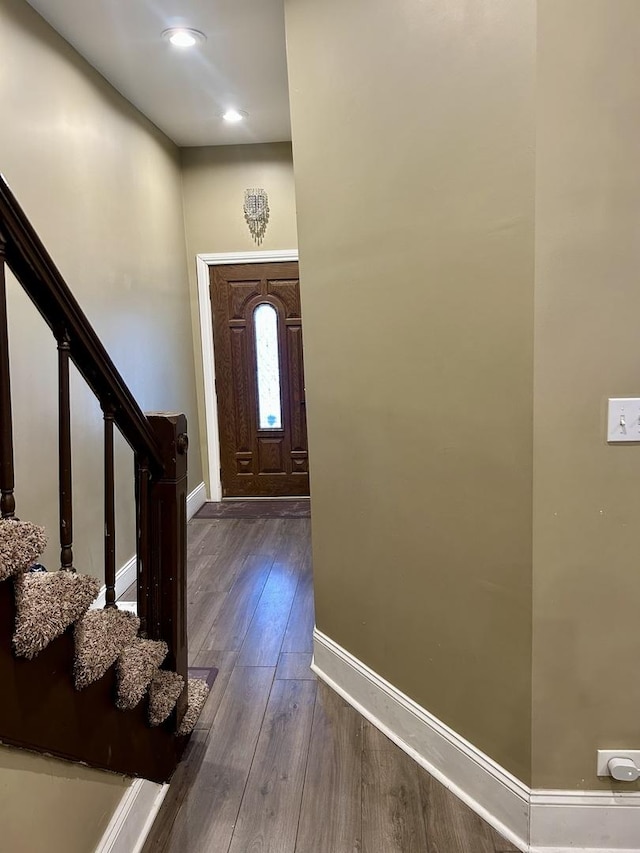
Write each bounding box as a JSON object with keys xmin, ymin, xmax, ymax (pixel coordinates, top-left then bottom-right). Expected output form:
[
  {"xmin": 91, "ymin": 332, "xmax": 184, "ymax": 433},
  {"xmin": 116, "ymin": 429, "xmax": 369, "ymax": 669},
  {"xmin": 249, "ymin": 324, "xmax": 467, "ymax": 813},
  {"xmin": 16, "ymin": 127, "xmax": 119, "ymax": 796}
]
[{"xmin": 254, "ymin": 303, "xmax": 283, "ymax": 430}]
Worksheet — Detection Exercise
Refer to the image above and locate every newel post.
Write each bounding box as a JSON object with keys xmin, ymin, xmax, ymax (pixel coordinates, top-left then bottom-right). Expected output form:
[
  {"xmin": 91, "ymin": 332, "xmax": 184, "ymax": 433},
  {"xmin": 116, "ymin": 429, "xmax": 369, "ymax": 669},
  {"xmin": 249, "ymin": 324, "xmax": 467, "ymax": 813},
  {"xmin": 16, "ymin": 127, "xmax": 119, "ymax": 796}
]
[{"xmin": 147, "ymin": 412, "xmax": 189, "ymax": 725}]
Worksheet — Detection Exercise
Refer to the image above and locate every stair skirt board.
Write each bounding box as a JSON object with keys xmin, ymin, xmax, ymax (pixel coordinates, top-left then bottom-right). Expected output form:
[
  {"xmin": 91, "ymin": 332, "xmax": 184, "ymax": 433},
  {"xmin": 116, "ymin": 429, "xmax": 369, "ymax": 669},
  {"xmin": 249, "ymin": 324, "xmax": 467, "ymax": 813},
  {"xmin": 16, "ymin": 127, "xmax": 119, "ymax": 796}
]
[
  {"xmin": 0, "ymin": 581, "xmax": 185, "ymax": 780},
  {"xmin": 93, "ymin": 481, "xmax": 206, "ymax": 611},
  {"xmin": 95, "ymin": 778, "xmax": 169, "ymax": 853},
  {"xmin": 312, "ymin": 628, "xmax": 640, "ymax": 852}
]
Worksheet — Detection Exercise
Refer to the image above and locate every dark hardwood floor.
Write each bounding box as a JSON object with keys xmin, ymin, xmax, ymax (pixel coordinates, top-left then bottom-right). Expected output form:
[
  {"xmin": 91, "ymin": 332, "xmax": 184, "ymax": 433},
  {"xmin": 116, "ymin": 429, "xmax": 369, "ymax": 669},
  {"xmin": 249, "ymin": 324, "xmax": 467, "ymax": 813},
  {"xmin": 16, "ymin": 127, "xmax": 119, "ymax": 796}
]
[{"xmin": 142, "ymin": 517, "xmax": 518, "ymax": 853}]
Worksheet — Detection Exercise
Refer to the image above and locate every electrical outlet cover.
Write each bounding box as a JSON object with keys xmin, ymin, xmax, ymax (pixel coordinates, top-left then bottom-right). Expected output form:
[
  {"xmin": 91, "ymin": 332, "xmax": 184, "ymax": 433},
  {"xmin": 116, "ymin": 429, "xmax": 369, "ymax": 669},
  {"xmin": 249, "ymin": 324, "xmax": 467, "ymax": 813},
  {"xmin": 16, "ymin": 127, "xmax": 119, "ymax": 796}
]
[{"xmin": 597, "ymin": 749, "xmax": 640, "ymax": 777}]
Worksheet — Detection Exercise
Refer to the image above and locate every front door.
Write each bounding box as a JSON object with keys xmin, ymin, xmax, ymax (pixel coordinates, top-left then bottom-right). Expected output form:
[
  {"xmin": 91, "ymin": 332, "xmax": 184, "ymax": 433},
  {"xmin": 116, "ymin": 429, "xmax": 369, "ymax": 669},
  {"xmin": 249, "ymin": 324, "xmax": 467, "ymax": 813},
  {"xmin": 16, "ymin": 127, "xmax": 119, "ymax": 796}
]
[{"xmin": 209, "ymin": 262, "xmax": 309, "ymax": 498}]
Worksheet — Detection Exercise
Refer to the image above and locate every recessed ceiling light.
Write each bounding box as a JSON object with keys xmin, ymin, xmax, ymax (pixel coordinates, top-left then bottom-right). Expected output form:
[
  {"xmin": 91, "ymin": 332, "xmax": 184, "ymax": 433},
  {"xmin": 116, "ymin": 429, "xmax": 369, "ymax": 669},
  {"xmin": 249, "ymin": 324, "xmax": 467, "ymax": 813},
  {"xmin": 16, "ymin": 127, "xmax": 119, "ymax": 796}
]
[
  {"xmin": 162, "ymin": 28, "xmax": 206, "ymax": 48},
  {"xmin": 222, "ymin": 109, "xmax": 247, "ymax": 123}
]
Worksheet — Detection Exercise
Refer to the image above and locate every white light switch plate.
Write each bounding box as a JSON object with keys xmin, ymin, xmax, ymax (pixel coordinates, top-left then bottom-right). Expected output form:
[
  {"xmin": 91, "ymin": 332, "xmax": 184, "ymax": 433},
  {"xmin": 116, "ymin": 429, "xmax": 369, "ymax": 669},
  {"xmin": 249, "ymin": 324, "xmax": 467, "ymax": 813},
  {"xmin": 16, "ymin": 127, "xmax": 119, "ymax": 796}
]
[{"xmin": 607, "ymin": 398, "xmax": 640, "ymax": 442}]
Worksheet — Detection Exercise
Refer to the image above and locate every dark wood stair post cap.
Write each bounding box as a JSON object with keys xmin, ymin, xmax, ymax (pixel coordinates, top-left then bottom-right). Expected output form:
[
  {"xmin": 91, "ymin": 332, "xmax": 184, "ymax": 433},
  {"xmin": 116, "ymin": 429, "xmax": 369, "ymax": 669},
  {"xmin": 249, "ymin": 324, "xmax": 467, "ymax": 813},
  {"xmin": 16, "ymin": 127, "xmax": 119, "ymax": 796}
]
[{"xmin": 145, "ymin": 412, "xmax": 188, "ymax": 480}]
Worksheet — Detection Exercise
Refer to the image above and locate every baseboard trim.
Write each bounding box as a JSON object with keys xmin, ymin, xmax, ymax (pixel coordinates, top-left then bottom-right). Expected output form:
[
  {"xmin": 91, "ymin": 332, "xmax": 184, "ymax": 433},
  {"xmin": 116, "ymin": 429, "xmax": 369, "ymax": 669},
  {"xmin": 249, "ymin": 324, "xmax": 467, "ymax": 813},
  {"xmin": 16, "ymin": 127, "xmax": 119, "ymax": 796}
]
[
  {"xmin": 91, "ymin": 482, "xmax": 207, "ymax": 611},
  {"xmin": 312, "ymin": 628, "xmax": 640, "ymax": 852},
  {"xmin": 94, "ymin": 778, "xmax": 168, "ymax": 853},
  {"xmin": 529, "ymin": 789, "xmax": 640, "ymax": 851},
  {"xmin": 93, "ymin": 555, "xmax": 137, "ymax": 610},
  {"xmin": 312, "ymin": 628, "xmax": 529, "ymax": 850},
  {"xmin": 187, "ymin": 481, "xmax": 207, "ymax": 522}
]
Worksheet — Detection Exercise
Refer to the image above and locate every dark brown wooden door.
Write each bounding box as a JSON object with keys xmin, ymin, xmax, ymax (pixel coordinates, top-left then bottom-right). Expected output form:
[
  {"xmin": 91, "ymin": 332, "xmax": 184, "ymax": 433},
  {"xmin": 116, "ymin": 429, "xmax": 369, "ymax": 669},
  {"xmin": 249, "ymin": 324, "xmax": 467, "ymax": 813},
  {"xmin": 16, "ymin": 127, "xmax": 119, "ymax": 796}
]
[{"xmin": 209, "ymin": 262, "xmax": 309, "ymax": 498}]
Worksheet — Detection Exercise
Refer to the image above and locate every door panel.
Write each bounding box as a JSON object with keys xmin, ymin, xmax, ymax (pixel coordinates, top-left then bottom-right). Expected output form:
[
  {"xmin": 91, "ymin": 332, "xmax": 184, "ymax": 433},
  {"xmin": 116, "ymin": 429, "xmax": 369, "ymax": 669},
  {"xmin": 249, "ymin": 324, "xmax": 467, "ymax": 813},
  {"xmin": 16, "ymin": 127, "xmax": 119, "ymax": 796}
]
[
  {"xmin": 287, "ymin": 326, "xmax": 307, "ymax": 454},
  {"xmin": 210, "ymin": 262, "xmax": 309, "ymax": 498},
  {"xmin": 230, "ymin": 326, "xmax": 252, "ymax": 451}
]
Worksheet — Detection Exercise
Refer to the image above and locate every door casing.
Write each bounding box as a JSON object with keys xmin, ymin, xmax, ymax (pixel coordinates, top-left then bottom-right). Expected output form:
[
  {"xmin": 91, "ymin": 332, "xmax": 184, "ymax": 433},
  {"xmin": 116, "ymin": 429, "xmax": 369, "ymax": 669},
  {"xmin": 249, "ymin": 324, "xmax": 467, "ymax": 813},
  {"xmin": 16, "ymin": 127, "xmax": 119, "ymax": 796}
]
[{"xmin": 196, "ymin": 250, "xmax": 299, "ymax": 501}]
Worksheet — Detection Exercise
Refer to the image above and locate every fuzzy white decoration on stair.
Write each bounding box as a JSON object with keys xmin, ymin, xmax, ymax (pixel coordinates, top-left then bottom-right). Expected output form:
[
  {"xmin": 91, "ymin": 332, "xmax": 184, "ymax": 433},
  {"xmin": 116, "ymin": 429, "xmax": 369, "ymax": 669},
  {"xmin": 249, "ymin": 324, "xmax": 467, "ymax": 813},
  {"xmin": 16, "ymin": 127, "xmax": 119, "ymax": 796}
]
[
  {"xmin": 116, "ymin": 638, "xmax": 168, "ymax": 710},
  {"xmin": 0, "ymin": 520, "xmax": 46, "ymax": 582},
  {"xmin": 13, "ymin": 571, "xmax": 100, "ymax": 659},
  {"xmin": 74, "ymin": 608, "xmax": 140, "ymax": 690},
  {"xmin": 176, "ymin": 678, "xmax": 210, "ymax": 736},
  {"xmin": 148, "ymin": 670, "xmax": 185, "ymax": 727},
  {"xmin": 3, "ymin": 517, "xmax": 212, "ymax": 745}
]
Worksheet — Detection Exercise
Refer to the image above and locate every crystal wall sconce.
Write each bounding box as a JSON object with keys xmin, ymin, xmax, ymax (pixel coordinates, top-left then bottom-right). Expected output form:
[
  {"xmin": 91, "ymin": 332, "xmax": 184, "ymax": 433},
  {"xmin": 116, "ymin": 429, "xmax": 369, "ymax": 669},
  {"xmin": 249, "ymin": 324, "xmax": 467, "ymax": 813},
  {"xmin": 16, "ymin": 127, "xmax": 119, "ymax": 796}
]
[{"xmin": 244, "ymin": 188, "xmax": 270, "ymax": 245}]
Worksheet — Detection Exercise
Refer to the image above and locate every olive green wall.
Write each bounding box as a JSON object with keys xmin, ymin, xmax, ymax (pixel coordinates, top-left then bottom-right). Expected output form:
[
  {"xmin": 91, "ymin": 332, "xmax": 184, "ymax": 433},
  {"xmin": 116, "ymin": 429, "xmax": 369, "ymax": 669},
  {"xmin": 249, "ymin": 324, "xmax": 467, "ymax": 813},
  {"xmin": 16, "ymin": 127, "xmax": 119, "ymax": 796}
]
[
  {"xmin": 0, "ymin": 0, "xmax": 202, "ymax": 577},
  {"xmin": 181, "ymin": 143, "xmax": 298, "ymax": 496},
  {"xmin": 532, "ymin": 0, "xmax": 640, "ymax": 789},
  {"xmin": 0, "ymin": 745, "xmax": 128, "ymax": 853},
  {"xmin": 181, "ymin": 144, "xmax": 297, "ymax": 256},
  {"xmin": 285, "ymin": 0, "xmax": 535, "ymax": 781}
]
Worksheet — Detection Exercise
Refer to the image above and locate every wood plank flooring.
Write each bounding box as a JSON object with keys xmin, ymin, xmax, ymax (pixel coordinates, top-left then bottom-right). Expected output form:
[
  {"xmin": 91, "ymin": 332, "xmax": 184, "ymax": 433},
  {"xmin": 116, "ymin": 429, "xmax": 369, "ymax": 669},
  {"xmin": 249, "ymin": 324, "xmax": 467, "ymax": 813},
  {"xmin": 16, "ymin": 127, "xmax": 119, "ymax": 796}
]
[{"xmin": 142, "ymin": 517, "xmax": 518, "ymax": 853}]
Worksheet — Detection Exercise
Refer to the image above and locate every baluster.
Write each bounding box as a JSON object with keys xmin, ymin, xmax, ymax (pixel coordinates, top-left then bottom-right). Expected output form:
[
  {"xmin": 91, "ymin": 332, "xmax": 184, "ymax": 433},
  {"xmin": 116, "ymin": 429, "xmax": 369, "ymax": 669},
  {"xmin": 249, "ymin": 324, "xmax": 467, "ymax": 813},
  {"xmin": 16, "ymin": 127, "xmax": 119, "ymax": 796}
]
[
  {"xmin": 0, "ymin": 233, "xmax": 15, "ymax": 519},
  {"xmin": 104, "ymin": 406, "xmax": 116, "ymax": 607},
  {"xmin": 58, "ymin": 333, "xmax": 73, "ymax": 569},
  {"xmin": 135, "ymin": 456, "xmax": 150, "ymax": 635}
]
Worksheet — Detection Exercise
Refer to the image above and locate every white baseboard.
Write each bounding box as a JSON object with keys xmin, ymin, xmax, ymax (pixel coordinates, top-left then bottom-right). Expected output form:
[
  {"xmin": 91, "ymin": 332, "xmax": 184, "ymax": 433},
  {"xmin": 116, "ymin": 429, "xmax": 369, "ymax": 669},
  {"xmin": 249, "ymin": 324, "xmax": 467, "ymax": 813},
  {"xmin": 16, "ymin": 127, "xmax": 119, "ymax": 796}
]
[
  {"xmin": 92, "ymin": 555, "xmax": 137, "ymax": 610},
  {"xmin": 312, "ymin": 628, "xmax": 640, "ymax": 852},
  {"xmin": 91, "ymin": 481, "xmax": 207, "ymax": 611},
  {"xmin": 530, "ymin": 790, "xmax": 640, "ymax": 852},
  {"xmin": 312, "ymin": 628, "xmax": 529, "ymax": 850},
  {"xmin": 187, "ymin": 481, "xmax": 207, "ymax": 521},
  {"xmin": 94, "ymin": 778, "xmax": 168, "ymax": 853}
]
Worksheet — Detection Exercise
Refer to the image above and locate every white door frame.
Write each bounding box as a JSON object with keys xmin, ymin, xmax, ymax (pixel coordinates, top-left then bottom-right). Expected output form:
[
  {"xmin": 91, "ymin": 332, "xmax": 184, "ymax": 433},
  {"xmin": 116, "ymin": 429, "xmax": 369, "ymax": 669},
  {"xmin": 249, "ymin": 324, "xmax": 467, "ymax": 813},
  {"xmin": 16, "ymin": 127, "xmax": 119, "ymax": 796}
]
[{"xmin": 196, "ymin": 250, "xmax": 299, "ymax": 501}]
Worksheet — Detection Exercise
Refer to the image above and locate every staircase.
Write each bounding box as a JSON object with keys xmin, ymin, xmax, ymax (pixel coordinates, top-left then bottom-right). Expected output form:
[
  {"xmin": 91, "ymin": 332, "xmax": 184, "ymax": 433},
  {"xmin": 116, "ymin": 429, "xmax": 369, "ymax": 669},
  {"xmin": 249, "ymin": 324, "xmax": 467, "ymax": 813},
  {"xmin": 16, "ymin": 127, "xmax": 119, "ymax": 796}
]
[{"xmin": 0, "ymin": 175, "xmax": 207, "ymax": 784}]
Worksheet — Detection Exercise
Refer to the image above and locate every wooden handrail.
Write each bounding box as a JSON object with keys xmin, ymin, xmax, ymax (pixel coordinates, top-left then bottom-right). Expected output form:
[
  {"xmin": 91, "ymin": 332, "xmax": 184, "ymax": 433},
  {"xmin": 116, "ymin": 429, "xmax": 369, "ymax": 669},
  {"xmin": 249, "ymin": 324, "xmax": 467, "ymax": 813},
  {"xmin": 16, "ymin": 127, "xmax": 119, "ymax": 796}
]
[{"xmin": 0, "ymin": 174, "xmax": 164, "ymax": 476}]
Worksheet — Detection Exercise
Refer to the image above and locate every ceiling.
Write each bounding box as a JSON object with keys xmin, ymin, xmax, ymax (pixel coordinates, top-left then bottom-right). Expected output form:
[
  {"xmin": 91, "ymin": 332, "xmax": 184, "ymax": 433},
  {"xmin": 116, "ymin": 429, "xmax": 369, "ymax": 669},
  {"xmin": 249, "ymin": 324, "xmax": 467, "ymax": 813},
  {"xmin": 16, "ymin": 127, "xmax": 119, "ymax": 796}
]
[{"xmin": 25, "ymin": 0, "xmax": 291, "ymax": 147}]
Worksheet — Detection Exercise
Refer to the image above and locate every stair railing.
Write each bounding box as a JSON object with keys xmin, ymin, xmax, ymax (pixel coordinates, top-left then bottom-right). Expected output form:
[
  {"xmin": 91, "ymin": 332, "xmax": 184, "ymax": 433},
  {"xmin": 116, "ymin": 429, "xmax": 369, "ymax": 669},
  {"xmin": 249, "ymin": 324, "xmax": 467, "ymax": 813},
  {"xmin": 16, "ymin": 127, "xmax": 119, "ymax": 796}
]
[{"xmin": 0, "ymin": 174, "xmax": 188, "ymax": 725}]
